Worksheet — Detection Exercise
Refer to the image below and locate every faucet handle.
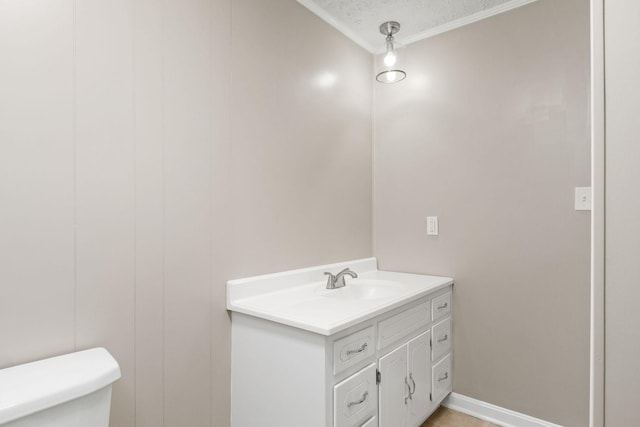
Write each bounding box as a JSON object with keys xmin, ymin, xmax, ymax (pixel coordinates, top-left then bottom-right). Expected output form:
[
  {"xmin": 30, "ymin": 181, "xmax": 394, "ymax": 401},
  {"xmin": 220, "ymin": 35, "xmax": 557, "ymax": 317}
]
[{"xmin": 324, "ymin": 271, "xmax": 336, "ymax": 288}]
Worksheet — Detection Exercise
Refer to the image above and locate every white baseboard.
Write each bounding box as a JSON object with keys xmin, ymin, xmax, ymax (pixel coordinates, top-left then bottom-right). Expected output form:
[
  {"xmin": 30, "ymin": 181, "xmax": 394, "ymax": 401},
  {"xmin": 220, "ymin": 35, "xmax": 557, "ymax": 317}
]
[{"xmin": 442, "ymin": 392, "xmax": 563, "ymax": 427}]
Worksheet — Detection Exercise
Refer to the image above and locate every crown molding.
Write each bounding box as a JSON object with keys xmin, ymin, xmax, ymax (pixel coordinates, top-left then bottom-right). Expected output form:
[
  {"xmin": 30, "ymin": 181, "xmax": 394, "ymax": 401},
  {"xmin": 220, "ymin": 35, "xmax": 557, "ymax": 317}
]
[
  {"xmin": 298, "ymin": 0, "xmax": 540, "ymax": 53},
  {"xmin": 296, "ymin": 0, "xmax": 377, "ymax": 52},
  {"xmin": 399, "ymin": 0, "xmax": 540, "ymax": 45}
]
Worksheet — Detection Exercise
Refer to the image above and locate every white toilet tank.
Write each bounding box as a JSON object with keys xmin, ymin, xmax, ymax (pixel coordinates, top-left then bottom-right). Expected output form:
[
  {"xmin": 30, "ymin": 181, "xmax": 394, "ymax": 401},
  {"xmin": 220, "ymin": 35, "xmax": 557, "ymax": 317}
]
[{"xmin": 0, "ymin": 348, "xmax": 121, "ymax": 427}]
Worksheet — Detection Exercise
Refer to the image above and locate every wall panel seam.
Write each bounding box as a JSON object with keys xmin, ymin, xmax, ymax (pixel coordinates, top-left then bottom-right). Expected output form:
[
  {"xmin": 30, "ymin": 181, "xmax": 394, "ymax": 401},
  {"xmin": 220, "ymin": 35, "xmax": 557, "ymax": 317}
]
[
  {"xmin": 208, "ymin": 2, "xmax": 215, "ymax": 425},
  {"xmin": 160, "ymin": 0, "xmax": 166, "ymax": 424},
  {"xmin": 72, "ymin": 0, "xmax": 78, "ymax": 353},
  {"xmin": 132, "ymin": 0, "xmax": 138, "ymax": 423}
]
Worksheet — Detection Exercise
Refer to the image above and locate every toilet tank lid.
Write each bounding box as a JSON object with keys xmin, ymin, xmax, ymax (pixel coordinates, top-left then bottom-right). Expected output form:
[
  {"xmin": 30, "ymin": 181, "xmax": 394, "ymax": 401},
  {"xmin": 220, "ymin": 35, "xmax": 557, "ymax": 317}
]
[{"xmin": 0, "ymin": 348, "xmax": 121, "ymax": 424}]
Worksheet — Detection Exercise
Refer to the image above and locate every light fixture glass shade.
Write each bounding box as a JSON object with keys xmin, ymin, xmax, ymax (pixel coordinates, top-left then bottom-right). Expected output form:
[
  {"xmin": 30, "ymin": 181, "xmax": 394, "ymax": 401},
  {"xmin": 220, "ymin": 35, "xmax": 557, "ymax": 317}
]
[
  {"xmin": 375, "ymin": 21, "xmax": 406, "ymax": 84},
  {"xmin": 375, "ymin": 47, "xmax": 406, "ymax": 83},
  {"xmin": 376, "ymin": 69, "xmax": 406, "ymax": 83}
]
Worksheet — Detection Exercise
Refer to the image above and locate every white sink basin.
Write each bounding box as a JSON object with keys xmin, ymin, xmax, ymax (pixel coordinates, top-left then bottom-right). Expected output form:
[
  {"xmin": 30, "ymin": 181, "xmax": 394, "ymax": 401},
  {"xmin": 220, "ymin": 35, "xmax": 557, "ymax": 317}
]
[
  {"xmin": 227, "ymin": 257, "xmax": 454, "ymax": 335},
  {"xmin": 315, "ymin": 279, "xmax": 407, "ymax": 300}
]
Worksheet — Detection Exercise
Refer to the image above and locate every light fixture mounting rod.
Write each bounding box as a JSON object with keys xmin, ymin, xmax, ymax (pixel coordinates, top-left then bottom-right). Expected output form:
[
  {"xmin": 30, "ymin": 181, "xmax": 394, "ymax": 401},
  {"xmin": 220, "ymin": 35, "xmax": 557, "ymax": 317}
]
[{"xmin": 379, "ymin": 21, "xmax": 400, "ymax": 37}]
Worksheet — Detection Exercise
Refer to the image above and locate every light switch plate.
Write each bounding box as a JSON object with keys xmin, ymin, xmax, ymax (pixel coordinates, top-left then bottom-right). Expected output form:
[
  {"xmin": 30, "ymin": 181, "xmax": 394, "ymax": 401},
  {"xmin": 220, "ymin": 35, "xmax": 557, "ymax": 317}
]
[
  {"xmin": 426, "ymin": 216, "xmax": 439, "ymax": 235},
  {"xmin": 575, "ymin": 187, "xmax": 592, "ymax": 211}
]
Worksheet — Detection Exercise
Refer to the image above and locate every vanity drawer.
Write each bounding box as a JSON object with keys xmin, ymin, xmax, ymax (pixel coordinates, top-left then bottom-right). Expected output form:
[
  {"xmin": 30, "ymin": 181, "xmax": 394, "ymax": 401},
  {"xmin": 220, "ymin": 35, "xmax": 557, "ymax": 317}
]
[
  {"xmin": 431, "ymin": 291, "xmax": 451, "ymax": 321},
  {"xmin": 378, "ymin": 301, "xmax": 430, "ymax": 350},
  {"xmin": 333, "ymin": 326, "xmax": 376, "ymax": 375},
  {"xmin": 334, "ymin": 364, "xmax": 377, "ymax": 427},
  {"xmin": 431, "ymin": 317, "xmax": 451, "ymax": 362},
  {"xmin": 432, "ymin": 354, "xmax": 452, "ymax": 404}
]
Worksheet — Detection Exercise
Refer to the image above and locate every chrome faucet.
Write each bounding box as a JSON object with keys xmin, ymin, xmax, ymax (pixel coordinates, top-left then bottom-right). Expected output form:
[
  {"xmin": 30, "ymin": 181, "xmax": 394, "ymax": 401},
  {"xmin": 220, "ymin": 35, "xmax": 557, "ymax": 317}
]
[{"xmin": 324, "ymin": 268, "xmax": 358, "ymax": 289}]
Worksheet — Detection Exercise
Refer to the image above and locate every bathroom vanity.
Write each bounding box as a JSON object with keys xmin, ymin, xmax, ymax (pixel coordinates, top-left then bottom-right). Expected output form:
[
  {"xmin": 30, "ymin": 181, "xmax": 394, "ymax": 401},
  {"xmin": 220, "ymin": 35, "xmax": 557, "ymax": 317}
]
[{"xmin": 227, "ymin": 258, "xmax": 453, "ymax": 427}]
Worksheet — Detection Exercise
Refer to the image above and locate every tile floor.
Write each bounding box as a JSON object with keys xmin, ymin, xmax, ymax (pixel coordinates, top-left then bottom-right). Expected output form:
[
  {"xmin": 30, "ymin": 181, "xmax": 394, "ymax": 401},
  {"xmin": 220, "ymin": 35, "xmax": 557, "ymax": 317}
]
[{"xmin": 421, "ymin": 407, "xmax": 499, "ymax": 427}]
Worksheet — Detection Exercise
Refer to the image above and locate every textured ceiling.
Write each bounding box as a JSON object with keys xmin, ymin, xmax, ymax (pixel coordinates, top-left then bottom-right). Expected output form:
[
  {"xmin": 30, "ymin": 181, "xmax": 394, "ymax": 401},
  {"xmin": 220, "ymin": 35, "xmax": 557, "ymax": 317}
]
[{"xmin": 297, "ymin": 0, "xmax": 536, "ymax": 52}]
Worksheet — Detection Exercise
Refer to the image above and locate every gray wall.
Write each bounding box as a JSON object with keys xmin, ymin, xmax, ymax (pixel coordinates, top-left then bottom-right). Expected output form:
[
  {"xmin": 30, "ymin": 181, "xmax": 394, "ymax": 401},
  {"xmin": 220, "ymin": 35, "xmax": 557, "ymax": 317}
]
[
  {"xmin": 0, "ymin": 1, "xmax": 372, "ymax": 427},
  {"xmin": 604, "ymin": 0, "xmax": 640, "ymax": 424},
  {"xmin": 229, "ymin": 0, "xmax": 373, "ymax": 278},
  {"xmin": 373, "ymin": 0, "xmax": 591, "ymax": 426}
]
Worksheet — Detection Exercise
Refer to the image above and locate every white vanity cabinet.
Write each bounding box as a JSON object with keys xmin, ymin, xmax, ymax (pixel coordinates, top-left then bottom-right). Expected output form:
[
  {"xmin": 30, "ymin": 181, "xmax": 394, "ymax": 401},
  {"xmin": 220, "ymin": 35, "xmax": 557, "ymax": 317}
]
[
  {"xmin": 230, "ymin": 287, "xmax": 453, "ymax": 427},
  {"xmin": 227, "ymin": 258, "xmax": 453, "ymax": 427}
]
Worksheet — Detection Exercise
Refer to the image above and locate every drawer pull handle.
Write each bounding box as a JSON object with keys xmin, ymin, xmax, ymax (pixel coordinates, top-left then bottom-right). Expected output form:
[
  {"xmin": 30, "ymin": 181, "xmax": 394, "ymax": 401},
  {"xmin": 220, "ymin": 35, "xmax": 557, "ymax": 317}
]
[
  {"xmin": 438, "ymin": 372, "xmax": 449, "ymax": 382},
  {"xmin": 346, "ymin": 343, "xmax": 368, "ymax": 356},
  {"xmin": 437, "ymin": 302, "xmax": 448, "ymax": 310},
  {"xmin": 437, "ymin": 334, "xmax": 448, "ymax": 343},
  {"xmin": 347, "ymin": 391, "xmax": 369, "ymax": 408}
]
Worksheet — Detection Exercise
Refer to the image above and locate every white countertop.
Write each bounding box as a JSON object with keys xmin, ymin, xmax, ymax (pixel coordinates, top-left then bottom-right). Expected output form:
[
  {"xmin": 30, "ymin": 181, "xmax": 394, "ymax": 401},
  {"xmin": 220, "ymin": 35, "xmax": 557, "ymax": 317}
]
[{"xmin": 227, "ymin": 258, "xmax": 453, "ymax": 336}]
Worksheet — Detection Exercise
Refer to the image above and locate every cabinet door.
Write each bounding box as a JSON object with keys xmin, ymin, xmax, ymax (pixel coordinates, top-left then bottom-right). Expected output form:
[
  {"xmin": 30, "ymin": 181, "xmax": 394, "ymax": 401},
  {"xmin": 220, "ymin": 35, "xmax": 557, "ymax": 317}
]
[
  {"xmin": 407, "ymin": 331, "xmax": 432, "ymax": 427},
  {"xmin": 378, "ymin": 344, "xmax": 408, "ymax": 427}
]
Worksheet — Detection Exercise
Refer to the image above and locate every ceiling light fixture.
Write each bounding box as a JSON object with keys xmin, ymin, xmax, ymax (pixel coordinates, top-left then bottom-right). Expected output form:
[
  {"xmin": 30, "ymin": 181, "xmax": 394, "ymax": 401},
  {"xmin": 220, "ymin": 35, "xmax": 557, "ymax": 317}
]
[{"xmin": 376, "ymin": 21, "xmax": 406, "ymax": 84}]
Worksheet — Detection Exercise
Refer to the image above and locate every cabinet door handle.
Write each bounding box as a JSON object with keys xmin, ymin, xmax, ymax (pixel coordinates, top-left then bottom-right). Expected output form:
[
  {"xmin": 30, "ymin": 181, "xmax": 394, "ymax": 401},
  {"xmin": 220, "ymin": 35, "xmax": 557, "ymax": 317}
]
[
  {"xmin": 346, "ymin": 342, "xmax": 368, "ymax": 356},
  {"xmin": 438, "ymin": 372, "xmax": 449, "ymax": 382},
  {"xmin": 437, "ymin": 334, "xmax": 448, "ymax": 343},
  {"xmin": 409, "ymin": 373, "xmax": 416, "ymax": 397},
  {"xmin": 403, "ymin": 374, "xmax": 416, "ymax": 405},
  {"xmin": 404, "ymin": 377, "xmax": 411, "ymax": 404},
  {"xmin": 437, "ymin": 302, "xmax": 448, "ymax": 310},
  {"xmin": 347, "ymin": 391, "xmax": 369, "ymax": 408}
]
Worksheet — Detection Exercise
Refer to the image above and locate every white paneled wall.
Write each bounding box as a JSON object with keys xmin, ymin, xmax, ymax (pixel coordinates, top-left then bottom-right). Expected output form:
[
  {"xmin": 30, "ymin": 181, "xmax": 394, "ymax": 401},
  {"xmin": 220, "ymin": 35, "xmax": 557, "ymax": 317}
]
[
  {"xmin": 0, "ymin": 1, "xmax": 372, "ymax": 427},
  {"xmin": 74, "ymin": 1, "xmax": 136, "ymax": 425},
  {"xmin": 0, "ymin": 0, "xmax": 227, "ymax": 426},
  {"xmin": 133, "ymin": 0, "xmax": 165, "ymax": 424},
  {"xmin": 162, "ymin": 0, "xmax": 215, "ymax": 425},
  {"xmin": 0, "ymin": 0, "xmax": 76, "ymax": 367}
]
